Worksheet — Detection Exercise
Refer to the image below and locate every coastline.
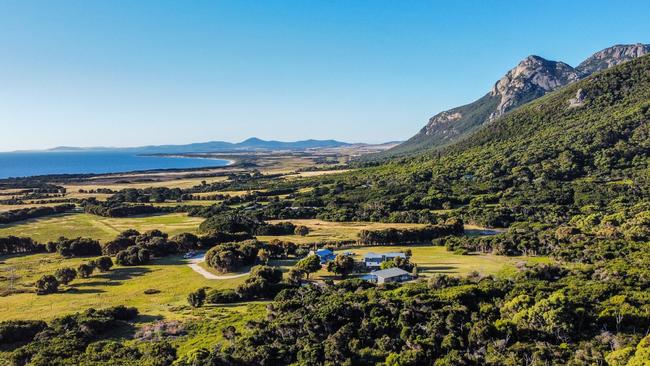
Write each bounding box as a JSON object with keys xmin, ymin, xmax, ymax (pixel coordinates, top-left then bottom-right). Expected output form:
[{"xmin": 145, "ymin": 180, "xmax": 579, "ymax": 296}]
[{"xmin": 0, "ymin": 153, "xmax": 237, "ymax": 181}]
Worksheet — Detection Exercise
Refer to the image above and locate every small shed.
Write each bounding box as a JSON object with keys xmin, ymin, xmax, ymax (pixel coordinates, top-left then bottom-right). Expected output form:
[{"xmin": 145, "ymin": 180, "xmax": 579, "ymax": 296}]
[
  {"xmin": 362, "ymin": 252, "xmax": 406, "ymax": 268},
  {"xmin": 368, "ymin": 267, "xmax": 412, "ymax": 284},
  {"xmin": 310, "ymin": 248, "xmax": 336, "ymax": 264}
]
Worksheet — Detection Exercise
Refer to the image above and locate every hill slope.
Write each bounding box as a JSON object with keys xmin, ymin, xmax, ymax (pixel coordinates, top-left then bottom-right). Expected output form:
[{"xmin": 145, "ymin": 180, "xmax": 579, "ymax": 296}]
[
  {"xmin": 379, "ymin": 43, "xmax": 649, "ymax": 158},
  {"xmin": 309, "ymin": 53, "xmax": 650, "ymax": 228}
]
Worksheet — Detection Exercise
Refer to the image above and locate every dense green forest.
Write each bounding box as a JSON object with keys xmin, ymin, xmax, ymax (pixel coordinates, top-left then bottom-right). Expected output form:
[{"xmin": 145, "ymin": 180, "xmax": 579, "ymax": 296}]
[{"xmin": 1, "ymin": 55, "xmax": 648, "ymax": 365}]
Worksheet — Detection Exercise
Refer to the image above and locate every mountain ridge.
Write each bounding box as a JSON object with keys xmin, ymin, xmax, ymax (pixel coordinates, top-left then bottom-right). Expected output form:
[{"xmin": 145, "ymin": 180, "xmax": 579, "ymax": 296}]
[
  {"xmin": 16, "ymin": 138, "xmax": 362, "ymax": 154},
  {"xmin": 377, "ymin": 43, "xmax": 650, "ymax": 159}
]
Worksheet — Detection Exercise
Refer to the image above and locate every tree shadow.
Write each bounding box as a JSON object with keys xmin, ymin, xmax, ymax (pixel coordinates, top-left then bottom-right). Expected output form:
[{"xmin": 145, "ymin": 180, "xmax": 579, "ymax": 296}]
[
  {"xmin": 63, "ymin": 287, "xmax": 107, "ymax": 294},
  {"xmin": 134, "ymin": 314, "xmax": 165, "ymax": 323},
  {"xmin": 94, "ymin": 267, "xmax": 152, "ymax": 281},
  {"xmin": 71, "ymin": 280, "xmax": 121, "ymax": 287},
  {"xmin": 419, "ymin": 265, "xmax": 458, "ymax": 272},
  {"xmin": 0, "ymin": 212, "xmax": 77, "ymax": 229}
]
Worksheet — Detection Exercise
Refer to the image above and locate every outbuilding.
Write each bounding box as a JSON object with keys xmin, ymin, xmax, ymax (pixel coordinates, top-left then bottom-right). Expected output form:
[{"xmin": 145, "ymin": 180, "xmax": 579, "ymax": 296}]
[
  {"xmin": 362, "ymin": 252, "xmax": 406, "ymax": 268},
  {"xmin": 367, "ymin": 267, "xmax": 412, "ymax": 284}
]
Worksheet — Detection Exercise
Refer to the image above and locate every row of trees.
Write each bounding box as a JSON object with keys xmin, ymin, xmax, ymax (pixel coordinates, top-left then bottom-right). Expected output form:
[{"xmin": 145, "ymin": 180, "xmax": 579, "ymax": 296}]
[
  {"xmin": 188, "ymin": 265, "xmax": 286, "ymax": 307},
  {"xmin": 357, "ymin": 218, "xmax": 464, "ymax": 245},
  {"xmin": 35, "ymin": 257, "xmax": 113, "ymax": 295},
  {"xmin": 0, "ymin": 204, "xmax": 74, "ymax": 225}
]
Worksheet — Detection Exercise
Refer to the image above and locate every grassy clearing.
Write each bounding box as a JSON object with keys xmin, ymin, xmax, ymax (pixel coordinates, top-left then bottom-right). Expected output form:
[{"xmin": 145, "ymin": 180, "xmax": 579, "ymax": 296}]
[
  {"xmin": 171, "ymin": 303, "xmax": 267, "ymax": 359},
  {"xmin": 0, "ymin": 202, "xmax": 64, "ymax": 212},
  {"xmin": 259, "ymin": 219, "xmax": 426, "ymax": 244},
  {"xmin": 0, "ymin": 213, "xmax": 204, "ymax": 243},
  {"xmin": 63, "ymin": 176, "xmax": 229, "ymax": 193},
  {"xmin": 0, "ymin": 253, "xmax": 246, "ymax": 321},
  {"xmin": 339, "ymin": 245, "xmax": 544, "ymax": 278},
  {"xmin": 285, "ymin": 169, "xmax": 351, "ymax": 178}
]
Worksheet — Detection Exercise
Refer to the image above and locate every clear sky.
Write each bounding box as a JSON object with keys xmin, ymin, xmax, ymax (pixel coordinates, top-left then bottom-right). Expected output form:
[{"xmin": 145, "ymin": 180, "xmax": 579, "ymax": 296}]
[{"xmin": 1, "ymin": 0, "xmax": 649, "ymax": 151}]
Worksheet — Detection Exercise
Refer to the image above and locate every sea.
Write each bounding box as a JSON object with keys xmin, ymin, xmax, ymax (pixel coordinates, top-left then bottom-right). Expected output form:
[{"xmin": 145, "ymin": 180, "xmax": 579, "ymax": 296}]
[{"xmin": 0, "ymin": 151, "xmax": 230, "ymax": 179}]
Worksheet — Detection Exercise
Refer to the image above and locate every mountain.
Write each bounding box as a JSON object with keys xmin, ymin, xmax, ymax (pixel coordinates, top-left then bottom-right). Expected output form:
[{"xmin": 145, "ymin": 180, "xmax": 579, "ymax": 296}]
[
  {"xmin": 379, "ymin": 43, "xmax": 649, "ymax": 158},
  {"xmin": 43, "ymin": 138, "xmax": 354, "ymax": 154}
]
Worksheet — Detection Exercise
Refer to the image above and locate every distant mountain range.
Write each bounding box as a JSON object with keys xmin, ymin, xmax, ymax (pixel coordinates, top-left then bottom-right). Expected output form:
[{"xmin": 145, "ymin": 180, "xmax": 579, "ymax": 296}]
[
  {"xmin": 380, "ymin": 43, "xmax": 650, "ymax": 158},
  {"xmin": 46, "ymin": 138, "xmax": 353, "ymax": 154},
  {"xmin": 38, "ymin": 137, "xmax": 358, "ymax": 154}
]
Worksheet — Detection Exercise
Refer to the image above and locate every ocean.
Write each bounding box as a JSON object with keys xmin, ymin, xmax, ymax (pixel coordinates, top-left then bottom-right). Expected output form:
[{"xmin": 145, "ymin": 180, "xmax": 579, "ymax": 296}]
[{"xmin": 0, "ymin": 151, "xmax": 230, "ymax": 179}]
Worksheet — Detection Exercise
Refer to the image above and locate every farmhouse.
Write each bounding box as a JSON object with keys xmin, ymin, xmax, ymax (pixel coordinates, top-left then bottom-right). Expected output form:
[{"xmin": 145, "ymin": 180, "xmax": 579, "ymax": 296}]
[
  {"xmin": 362, "ymin": 252, "xmax": 406, "ymax": 268},
  {"xmin": 366, "ymin": 267, "xmax": 412, "ymax": 284},
  {"xmin": 310, "ymin": 248, "xmax": 336, "ymax": 264}
]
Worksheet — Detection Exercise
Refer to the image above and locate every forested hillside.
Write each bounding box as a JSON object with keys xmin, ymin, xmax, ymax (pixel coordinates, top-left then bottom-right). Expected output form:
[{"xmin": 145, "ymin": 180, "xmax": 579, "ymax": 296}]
[
  {"xmin": 167, "ymin": 54, "xmax": 650, "ymax": 365},
  {"xmin": 379, "ymin": 43, "xmax": 649, "ymax": 159},
  {"xmin": 2, "ymin": 50, "xmax": 648, "ymax": 366}
]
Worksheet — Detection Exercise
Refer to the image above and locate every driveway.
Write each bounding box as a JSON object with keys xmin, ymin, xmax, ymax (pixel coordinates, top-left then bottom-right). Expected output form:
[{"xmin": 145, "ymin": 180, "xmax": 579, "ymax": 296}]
[{"xmin": 186, "ymin": 253, "xmax": 250, "ymax": 280}]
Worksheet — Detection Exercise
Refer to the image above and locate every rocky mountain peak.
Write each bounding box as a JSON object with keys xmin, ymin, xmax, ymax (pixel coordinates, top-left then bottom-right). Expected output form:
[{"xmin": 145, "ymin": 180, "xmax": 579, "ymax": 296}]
[
  {"xmin": 576, "ymin": 43, "xmax": 650, "ymax": 77},
  {"xmin": 488, "ymin": 55, "xmax": 579, "ymax": 120}
]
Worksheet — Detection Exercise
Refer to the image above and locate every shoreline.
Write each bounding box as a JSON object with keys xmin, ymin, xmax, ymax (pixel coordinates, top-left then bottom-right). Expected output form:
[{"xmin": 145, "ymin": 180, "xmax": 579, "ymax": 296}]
[{"xmin": 0, "ymin": 155, "xmax": 238, "ymax": 182}]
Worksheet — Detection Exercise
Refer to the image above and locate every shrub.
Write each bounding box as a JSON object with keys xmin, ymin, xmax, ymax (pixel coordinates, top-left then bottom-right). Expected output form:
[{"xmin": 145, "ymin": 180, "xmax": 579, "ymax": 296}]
[
  {"xmin": 188, "ymin": 288, "xmax": 207, "ymax": 308},
  {"xmin": 35, "ymin": 275, "xmax": 59, "ymax": 295},
  {"xmin": 94, "ymin": 256, "xmax": 114, "ymax": 272},
  {"xmin": 0, "ymin": 320, "xmax": 47, "ymax": 345},
  {"xmin": 206, "ymin": 288, "xmax": 240, "ymax": 304},
  {"xmin": 77, "ymin": 263, "xmax": 95, "ymax": 278},
  {"xmin": 54, "ymin": 267, "xmax": 77, "ymax": 285}
]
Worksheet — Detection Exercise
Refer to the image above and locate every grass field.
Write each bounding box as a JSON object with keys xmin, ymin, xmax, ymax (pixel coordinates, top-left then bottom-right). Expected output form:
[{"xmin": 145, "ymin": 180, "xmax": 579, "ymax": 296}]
[
  {"xmin": 259, "ymin": 219, "xmax": 426, "ymax": 244},
  {"xmin": 0, "ymin": 213, "xmax": 204, "ymax": 243},
  {"xmin": 63, "ymin": 176, "xmax": 229, "ymax": 192},
  {"xmin": 0, "ymin": 253, "xmax": 246, "ymax": 321},
  {"xmin": 338, "ymin": 245, "xmax": 548, "ymax": 278}
]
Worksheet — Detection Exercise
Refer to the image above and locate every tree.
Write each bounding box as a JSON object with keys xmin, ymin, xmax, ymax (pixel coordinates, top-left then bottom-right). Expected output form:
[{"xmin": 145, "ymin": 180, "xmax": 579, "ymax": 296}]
[
  {"xmin": 35, "ymin": 275, "xmax": 59, "ymax": 295},
  {"xmin": 94, "ymin": 256, "xmax": 114, "ymax": 272},
  {"xmin": 287, "ymin": 268, "xmax": 305, "ymax": 284},
  {"xmin": 77, "ymin": 263, "xmax": 94, "ymax": 278},
  {"xmin": 54, "ymin": 267, "xmax": 77, "ymax": 285},
  {"xmin": 222, "ymin": 325, "xmax": 238, "ymax": 345},
  {"xmin": 294, "ymin": 225, "xmax": 310, "ymax": 237},
  {"xmin": 327, "ymin": 255, "xmax": 355, "ymax": 278},
  {"xmin": 258, "ymin": 248, "xmax": 270, "ymax": 264},
  {"xmin": 295, "ymin": 255, "xmax": 321, "ymax": 279},
  {"xmin": 187, "ymin": 288, "xmax": 207, "ymax": 308}
]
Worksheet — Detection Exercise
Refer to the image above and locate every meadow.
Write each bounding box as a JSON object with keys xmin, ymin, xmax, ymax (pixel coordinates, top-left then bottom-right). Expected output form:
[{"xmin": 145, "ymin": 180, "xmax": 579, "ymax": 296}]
[
  {"xmin": 260, "ymin": 219, "xmax": 427, "ymax": 244},
  {"xmin": 0, "ymin": 212, "xmax": 204, "ymax": 243},
  {"xmin": 0, "ymin": 253, "xmax": 246, "ymax": 321}
]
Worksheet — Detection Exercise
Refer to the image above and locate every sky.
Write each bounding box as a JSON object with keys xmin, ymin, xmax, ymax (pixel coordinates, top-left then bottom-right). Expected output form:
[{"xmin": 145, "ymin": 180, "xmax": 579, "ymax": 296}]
[{"xmin": 0, "ymin": 0, "xmax": 649, "ymax": 151}]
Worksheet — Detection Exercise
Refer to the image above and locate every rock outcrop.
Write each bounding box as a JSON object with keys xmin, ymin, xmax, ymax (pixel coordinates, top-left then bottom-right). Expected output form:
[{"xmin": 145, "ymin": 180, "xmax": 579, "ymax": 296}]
[{"xmin": 381, "ymin": 43, "xmax": 650, "ymax": 158}]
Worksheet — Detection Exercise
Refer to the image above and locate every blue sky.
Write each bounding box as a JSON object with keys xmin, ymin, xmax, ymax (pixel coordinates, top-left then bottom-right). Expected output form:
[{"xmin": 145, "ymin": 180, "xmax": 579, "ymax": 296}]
[{"xmin": 1, "ymin": 0, "xmax": 649, "ymax": 150}]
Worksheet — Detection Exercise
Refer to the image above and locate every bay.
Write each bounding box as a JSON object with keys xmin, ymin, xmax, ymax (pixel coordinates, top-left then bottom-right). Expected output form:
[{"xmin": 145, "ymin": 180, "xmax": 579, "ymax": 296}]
[{"xmin": 0, "ymin": 151, "xmax": 229, "ymax": 179}]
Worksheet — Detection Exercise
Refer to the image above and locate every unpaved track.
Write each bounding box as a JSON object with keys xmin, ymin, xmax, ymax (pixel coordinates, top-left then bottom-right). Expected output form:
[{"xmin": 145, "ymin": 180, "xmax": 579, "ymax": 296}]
[{"xmin": 187, "ymin": 254, "xmax": 250, "ymax": 279}]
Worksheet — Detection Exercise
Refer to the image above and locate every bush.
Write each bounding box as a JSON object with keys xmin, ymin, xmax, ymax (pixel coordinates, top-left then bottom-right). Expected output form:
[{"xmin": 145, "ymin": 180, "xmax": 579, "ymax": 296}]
[
  {"xmin": 54, "ymin": 267, "xmax": 77, "ymax": 285},
  {"xmin": 0, "ymin": 320, "xmax": 47, "ymax": 345},
  {"xmin": 188, "ymin": 288, "xmax": 207, "ymax": 308},
  {"xmin": 206, "ymin": 288, "xmax": 241, "ymax": 304},
  {"xmin": 35, "ymin": 275, "xmax": 59, "ymax": 295},
  {"xmin": 93, "ymin": 256, "xmax": 114, "ymax": 272},
  {"xmin": 115, "ymin": 246, "xmax": 151, "ymax": 266},
  {"xmin": 77, "ymin": 263, "xmax": 95, "ymax": 278},
  {"xmin": 204, "ymin": 240, "xmax": 259, "ymax": 273}
]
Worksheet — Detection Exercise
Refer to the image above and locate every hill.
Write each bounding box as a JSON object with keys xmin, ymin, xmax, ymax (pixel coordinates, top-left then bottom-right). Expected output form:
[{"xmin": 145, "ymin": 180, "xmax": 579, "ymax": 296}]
[
  {"xmin": 44, "ymin": 137, "xmax": 354, "ymax": 154},
  {"xmin": 377, "ymin": 43, "xmax": 649, "ymax": 159}
]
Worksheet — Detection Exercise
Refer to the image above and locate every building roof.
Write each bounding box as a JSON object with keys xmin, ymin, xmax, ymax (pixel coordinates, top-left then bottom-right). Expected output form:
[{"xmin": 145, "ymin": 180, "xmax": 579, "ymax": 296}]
[
  {"xmin": 363, "ymin": 252, "xmax": 406, "ymax": 260},
  {"xmin": 315, "ymin": 249, "xmax": 334, "ymax": 256},
  {"xmin": 370, "ymin": 267, "xmax": 410, "ymax": 279}
]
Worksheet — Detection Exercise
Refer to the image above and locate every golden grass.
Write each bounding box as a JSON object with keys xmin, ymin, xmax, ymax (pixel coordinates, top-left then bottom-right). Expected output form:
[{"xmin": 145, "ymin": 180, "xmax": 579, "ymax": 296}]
[
  {"xmin": 0, "ymin": 213, "xmax": 204, "ymax": 243},
  {"xmin": 258, "ymin": 219, "xmax": 426, "ymax": 244},
  {"xmin": 0, "ymin": 253, "xmax": 246, "ymax": 322}
]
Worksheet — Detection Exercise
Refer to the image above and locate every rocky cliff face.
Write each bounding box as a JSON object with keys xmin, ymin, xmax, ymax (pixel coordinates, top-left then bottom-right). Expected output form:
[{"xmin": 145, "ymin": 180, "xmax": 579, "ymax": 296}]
[
  {"xmin": 383, "ymin": 43, "xmax": 650, "ymax": 158},
  {"xmin": 576, "ymin": 43, "xmax": 650, "ymax": 77},
  {"xmin": 488, "ymin": 56, "xmax": 579, "ymax": 121}
]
